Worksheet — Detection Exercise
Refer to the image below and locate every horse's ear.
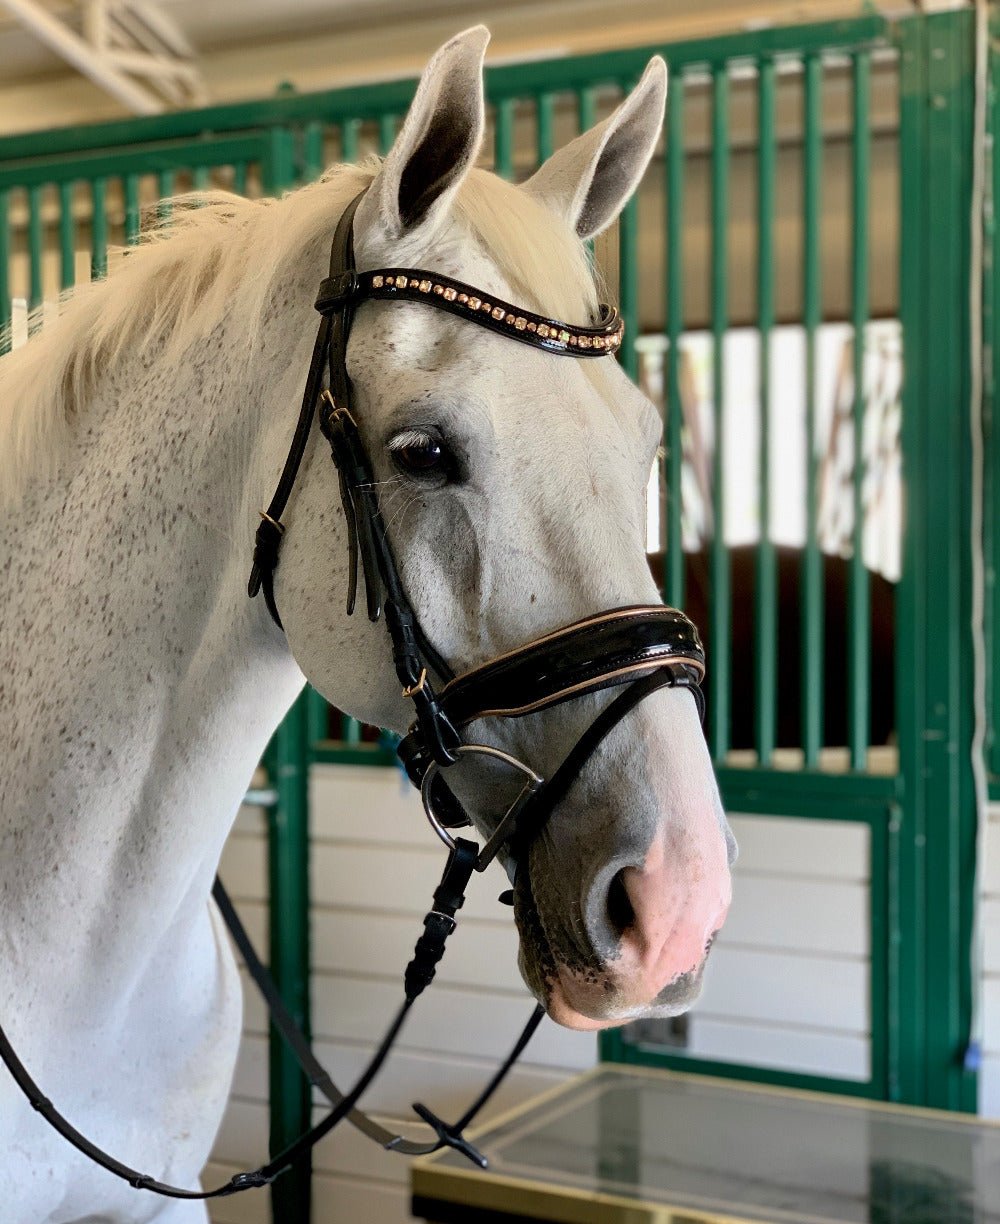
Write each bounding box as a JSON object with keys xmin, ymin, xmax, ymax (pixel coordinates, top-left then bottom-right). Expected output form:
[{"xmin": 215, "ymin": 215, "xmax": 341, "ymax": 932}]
[
  {"xmin": 357, "ymin": 26, "xmax": 488, "ymax": 247},
  {"xmin": 522, "ymin": 57, "xmax": 667, "ymax": 241}
]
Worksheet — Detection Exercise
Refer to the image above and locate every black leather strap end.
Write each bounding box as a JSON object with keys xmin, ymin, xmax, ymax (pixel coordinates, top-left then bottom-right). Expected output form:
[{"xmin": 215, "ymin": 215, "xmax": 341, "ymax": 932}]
[
  {"xmin": 248, "ymin": 516, "xmax": 285, "ymax": 599},
  {"xmin": 323, "ymin": 406, "xmax": 383, "ymax": 619},
  {"xmin": 403, "ymin": 838, "xmax": 477, "ymax": 1001},
  {"xmin": 416, "ymin": 694, "xmax": 460, "ymax": 767},
  {"xmin": 404, "ymin": 910, "xmax": 455, "ymax": 1001},
  {"xmin": 432, "ymin": 838, "xmax": 478, "ymax": 914}
]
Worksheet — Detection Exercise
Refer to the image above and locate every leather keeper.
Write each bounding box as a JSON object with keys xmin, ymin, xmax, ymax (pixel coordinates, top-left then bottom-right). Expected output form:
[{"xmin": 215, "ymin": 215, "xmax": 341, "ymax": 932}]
[
  {"xmin": 314, "ymin": 270, "xmax": 359, "ymax": 314},
  {"xmin": 248, "ymin": 517, "xmax": 284, "ymax": 598}
]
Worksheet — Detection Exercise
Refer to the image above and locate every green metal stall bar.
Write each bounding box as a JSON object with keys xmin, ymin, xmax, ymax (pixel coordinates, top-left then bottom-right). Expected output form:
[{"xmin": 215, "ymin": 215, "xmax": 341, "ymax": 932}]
[{"xmin": 0, "ymin": 8, "xmax": 992, "ymax": 1219}]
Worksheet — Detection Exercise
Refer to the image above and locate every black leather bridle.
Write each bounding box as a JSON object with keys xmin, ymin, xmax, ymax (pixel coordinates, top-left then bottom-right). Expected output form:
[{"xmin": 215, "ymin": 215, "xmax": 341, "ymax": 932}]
[{"xmin": 0, "ymin": 188, "xmax": 706, "ymax": 1199}]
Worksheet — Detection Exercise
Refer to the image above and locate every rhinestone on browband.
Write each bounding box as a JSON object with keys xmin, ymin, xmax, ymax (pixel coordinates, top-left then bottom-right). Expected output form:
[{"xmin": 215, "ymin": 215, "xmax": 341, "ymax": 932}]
[{"xmin": 314, "ymin": 267, "xmax": 625, "ymax": 357}]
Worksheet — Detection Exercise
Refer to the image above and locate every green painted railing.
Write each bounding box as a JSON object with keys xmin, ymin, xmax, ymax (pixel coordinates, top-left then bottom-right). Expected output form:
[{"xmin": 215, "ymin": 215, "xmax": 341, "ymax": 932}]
[
  {"xmin": 802, "ymin": 52, "xmax": 824, "ymax": 767},
  {"xmin": 850, "ymin": 50, "xmax": 872, "ymax": 772},
  {"xmin": 708, "ymin": 63, "xmax": 731, "ymax": 764}
]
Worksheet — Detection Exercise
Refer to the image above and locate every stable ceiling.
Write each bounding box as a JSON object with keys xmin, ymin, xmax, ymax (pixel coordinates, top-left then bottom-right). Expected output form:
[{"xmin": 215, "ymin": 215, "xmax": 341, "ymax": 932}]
[{"xmin": 0, "ymin": 0, "xmax": 926, "ymax": 133}]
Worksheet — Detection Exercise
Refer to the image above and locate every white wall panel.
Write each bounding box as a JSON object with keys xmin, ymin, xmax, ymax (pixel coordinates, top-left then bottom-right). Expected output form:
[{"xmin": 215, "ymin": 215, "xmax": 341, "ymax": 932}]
[
  {"xmin": 219, "ymin": 832, "xmax": 267, "ymax": 902},
  {"xmin": 982, "ymin": 978, "xmax": 1000, "ymax": 1060},
  {"xmin": 983, "ymin": 899, "xmax": 1000, "ymax": 975},
  {"xmin": 311, "ymin": 974, "xmax": 595, "ymax": 1069},
  {"xmin": 227, "ymin": 1034, "xmax": 566, "ymax": 1126},
  {"xmin": 981, "ymin": 1055, "xmax": 1000, "ymax": 1119},
  {"xmin": 311, "ymin": 766, "xmax": 428, "ymax": 849},
  {"xmin": 982, "ymin": 807, "xmax": 1000, "ymax": 898},
  {"xmin": 687, "ymin": 1016, "xmax": 870, "ymax": 1079},
  {"xmin": 213, "ymin": 1096, "xmax": 267, "ymax": 1167},
  {"xmin": 697, "ymin": 944, "xmax": 868, "ymax": 1033},
  {"xmin": 203, "ymin": 1163, "xmax": 270, "ymax": 1224},
  {"xmin": 309, "ymin": 1042, "xmax": 566, "ymax": 1123},
  {"xmin": 311, "ymin": 840, "xmax": 512, "ymax": 923},
  {"xmin": 722, "ymin": 875, "xmax": 868, "ymax": 957},
  {"xmin": 241, "ymin": 966, "xmax": 268, "ymax": 1036},
  {"xmin": 312, "ymin": 1173, "xmax": 409, "ymax": 1224},
  {"xmin": 726, "ymin": 813, "xmax": 869, "ymax": 881},
  {"xmin": 313, "ymin": 907, "xmax": 521, "ymax": 991},
  {"xmin": 207, "ymin": 1159, "xmax": 410, "ymax": 1223},
  {"xmin": 230, "ymin": 1034, "xmax": 268, "ymax": 1100}
]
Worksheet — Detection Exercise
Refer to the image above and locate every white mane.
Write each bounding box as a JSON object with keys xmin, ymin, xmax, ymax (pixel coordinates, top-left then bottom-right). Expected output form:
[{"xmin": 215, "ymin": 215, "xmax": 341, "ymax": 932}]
[{"xmin": 0, "ymin": 162, "xmax": 598, "ymax": 508}]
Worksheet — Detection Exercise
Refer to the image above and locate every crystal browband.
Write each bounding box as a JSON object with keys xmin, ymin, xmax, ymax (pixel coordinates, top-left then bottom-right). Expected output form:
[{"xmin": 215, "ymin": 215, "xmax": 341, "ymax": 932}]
[{"xmin": 315, "ymin": 267, "xmax": 624, "ymax": 357}]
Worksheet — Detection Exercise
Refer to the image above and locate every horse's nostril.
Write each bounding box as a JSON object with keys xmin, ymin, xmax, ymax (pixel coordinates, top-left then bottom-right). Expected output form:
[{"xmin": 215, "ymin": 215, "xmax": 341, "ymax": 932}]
[{"xmin": 606, "ymin": 869, "xmax": 635, "ymax": 938}]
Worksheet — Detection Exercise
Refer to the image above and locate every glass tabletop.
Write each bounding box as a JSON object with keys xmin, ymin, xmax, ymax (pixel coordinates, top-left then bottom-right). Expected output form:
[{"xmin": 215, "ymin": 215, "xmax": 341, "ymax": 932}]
[{"xmin": 412, "ymin": 1066, "xmax": 1000, "ymax": 1223}]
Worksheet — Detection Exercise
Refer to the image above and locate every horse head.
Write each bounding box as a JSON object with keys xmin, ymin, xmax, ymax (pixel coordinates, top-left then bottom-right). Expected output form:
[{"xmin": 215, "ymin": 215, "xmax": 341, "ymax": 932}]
[{"xmin": 271, "ymin": 27, "xmax": 736, "ymax": 1030}]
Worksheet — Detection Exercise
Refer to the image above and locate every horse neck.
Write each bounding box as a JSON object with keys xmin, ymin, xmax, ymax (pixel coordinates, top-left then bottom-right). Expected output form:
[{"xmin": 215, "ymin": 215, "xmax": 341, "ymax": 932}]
[{"xmin": 0, "ymin": 282, "xmax": 314, "ymax": 998}]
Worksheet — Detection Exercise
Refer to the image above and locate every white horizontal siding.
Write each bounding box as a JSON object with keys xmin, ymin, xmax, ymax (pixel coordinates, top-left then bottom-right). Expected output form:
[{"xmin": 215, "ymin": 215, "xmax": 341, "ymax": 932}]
[
  {"xmin": 204, "ymin": 1162, "xmax": 270, "ymax": 1224},
  {"xmin": 982, "ymin": 1055, "xmax": 1000, "ymax": 1118},
  {"xmin": 720, "ymin": 873, "xmax": 868, "ymax": 957},
  {"xmin": 205, "ymin": 1159, "xmax": 409, "ymax": 1224},
  {"xmin": 230, "ymin": 1031, "xmax": 568, "ymax": 1122},
  {"xmin": 726, "ymin": 813, "xmax": 869, "ymax": 881},
  {"xmin": 310, "ymin": 841, "xmax": 513, "ymax": 923},
  {"xmin": 686, "ymin": 1015, "xmax": 869, "ymax": 1079},
  {"xmin": 311, "ymin": 975, "xmax": 594, "ymax": 1068},
  {"xmin": 220, "ymin": 826, "xmax": 268, "ymax": 901},
  {"xmin": 698, "ymin": 943, "xmax": 868, "ymax": 1033},
  {"xmin": 306, "ymin": 763, "xmax": 596, "ymax": 1224}
]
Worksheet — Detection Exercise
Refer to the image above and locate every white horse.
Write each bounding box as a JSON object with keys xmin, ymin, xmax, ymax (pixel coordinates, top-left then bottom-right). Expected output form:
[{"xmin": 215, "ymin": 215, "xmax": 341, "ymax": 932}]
[{"xmin": 0, "ymin": 26, "xmax": 734, "ymax": 1223}]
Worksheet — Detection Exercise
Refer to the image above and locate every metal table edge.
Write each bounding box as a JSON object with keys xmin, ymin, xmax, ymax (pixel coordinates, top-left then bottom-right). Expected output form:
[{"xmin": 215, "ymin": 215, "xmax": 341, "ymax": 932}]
[
  {"xmin": 593, "ymin": 1063, "xmax": 1000, "ymax": 1128},
  {"xmin": 410, "ymin": 1063, "xmax": 1000, "ymax": 1224},
  {"xmin": 411, "ymin": 1162, "xmax": 761, "ymax": 1224}
]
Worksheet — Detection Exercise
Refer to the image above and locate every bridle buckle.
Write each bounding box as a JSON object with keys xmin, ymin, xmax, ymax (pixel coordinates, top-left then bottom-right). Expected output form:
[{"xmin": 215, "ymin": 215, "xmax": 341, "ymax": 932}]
[
  {"xmin": 402, "ymin": 668, "xmax": 428, "ymax": 699},
  {"xmin": 320, "ymin": 388, "xmax": 356, "ymax": 427},
  {"xmin": 258, "ymin": 510, "xmax": 285, "ymax": 535}
]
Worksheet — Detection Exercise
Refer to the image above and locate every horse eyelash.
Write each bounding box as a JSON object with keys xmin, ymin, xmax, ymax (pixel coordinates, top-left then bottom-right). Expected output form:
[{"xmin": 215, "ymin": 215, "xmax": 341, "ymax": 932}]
[{"xmin": 388, "ymin": 428, "xmax": 436, "ymax": 451}]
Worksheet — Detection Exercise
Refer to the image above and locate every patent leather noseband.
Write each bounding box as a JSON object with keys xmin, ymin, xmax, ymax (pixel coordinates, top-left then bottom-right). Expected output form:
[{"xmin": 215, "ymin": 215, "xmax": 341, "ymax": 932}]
[
  {"xmin": 0, "ymin": 187, "xmax": 707, "ymax": 1203},
  {"xmin": 430, "ymin": 606, "xmax": 704, "ymax": 727}
]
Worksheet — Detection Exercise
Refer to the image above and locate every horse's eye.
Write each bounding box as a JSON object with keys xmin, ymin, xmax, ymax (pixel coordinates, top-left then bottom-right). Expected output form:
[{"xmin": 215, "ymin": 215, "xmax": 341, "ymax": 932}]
[{"xmin": 389, "ymin": 430, "xmax": 452, "ymax": 479}]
